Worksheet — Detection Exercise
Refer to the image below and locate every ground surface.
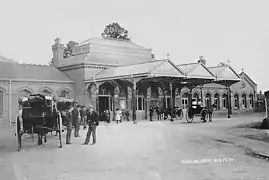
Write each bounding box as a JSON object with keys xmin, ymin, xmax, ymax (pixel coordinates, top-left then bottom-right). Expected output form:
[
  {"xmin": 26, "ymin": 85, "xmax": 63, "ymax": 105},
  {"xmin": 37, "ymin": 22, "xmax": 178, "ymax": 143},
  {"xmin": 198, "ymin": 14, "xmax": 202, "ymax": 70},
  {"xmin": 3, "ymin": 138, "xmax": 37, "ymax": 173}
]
[{"xmin": 0, "ymin": 113, "xmax": 269, "ymax": 180}]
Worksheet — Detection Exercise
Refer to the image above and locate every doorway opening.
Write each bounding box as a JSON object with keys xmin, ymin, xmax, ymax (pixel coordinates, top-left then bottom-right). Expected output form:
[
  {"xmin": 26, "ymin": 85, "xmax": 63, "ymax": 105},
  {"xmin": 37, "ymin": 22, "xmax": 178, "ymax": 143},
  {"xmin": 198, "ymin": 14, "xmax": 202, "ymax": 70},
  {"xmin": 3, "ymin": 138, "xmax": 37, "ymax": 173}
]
[{"xmin": 99, "ymin": 96, "xmax": 110, "ymax": 121}]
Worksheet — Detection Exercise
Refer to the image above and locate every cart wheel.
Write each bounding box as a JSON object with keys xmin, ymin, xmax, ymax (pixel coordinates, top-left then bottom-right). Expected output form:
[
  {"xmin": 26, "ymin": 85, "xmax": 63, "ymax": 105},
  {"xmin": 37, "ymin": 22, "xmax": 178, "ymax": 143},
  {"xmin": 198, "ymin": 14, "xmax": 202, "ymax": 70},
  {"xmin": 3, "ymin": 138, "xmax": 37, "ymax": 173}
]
[
  {"xmin": 176, "ymin": 109, "xmax": 184, "ymax": 120},
  {"xmin": 186, "ymin": 109, "xmax": 194, "ymax": 123},
  {"xmin": 58, "ymin": 113, "xmax": 63, "ymax": 148},
  {"xmin": 16, "ymin": 116, "xmax": 22, "ymax": 151},
  {"xmin": 201, "ymin": 110, "xmax": 208, "ymax": 123}
]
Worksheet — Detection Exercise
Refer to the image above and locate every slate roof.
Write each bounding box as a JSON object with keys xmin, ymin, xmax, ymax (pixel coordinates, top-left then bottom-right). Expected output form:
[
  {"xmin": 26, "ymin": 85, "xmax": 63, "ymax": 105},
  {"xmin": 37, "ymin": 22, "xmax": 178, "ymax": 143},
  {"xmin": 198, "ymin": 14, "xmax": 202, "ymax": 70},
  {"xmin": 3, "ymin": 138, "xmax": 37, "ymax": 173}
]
[
  {"xmin": 0, "ymin": 55, "xmax": 17, "ymax": 63},
  {"xmin": 87, "ymin": 59, "xmax": 185, "ymax": 82},
  {"xmin": 58, "ymin": 37, "xmax": 153, "ymax": 67},
  {"xmin": 76, "ymin": 37, "xmax": 149, "ymax": 50},
  {"xmin": 177, "ymin": 62, "xmax": 215, "ymax": 79},
  {"xmin": 59, "ymin": 52, "xmax": 153, "ymax": 67},
  {"xmin": 0, "ymin": 62, "xmax": 73, "ymax": 82},
  {"xmin": 207, "ymin": 65, "xmax": 240, "ymax": 81}
]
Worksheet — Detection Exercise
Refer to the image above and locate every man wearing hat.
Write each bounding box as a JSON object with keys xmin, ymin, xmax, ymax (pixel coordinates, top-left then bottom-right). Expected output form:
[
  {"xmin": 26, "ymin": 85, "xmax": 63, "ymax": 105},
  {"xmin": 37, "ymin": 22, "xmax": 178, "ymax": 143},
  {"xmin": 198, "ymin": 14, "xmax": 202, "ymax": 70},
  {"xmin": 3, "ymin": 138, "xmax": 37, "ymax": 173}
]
[{"xmin": 82, "ymin": 104, "xmax": 99, "ymax": 145}]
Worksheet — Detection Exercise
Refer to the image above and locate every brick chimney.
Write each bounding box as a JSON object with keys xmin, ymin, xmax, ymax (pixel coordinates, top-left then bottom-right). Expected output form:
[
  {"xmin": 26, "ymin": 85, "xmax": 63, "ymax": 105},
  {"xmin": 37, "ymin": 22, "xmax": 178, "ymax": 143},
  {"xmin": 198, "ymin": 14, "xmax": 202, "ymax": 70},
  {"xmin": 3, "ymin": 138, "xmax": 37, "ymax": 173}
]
[
  {"xmin": 52, "ymin": 38, "xmax": 64, "ymax": 67},
  {"xmin": 198, "ymin": 56, "xmax": 206, "ymax": 65}
]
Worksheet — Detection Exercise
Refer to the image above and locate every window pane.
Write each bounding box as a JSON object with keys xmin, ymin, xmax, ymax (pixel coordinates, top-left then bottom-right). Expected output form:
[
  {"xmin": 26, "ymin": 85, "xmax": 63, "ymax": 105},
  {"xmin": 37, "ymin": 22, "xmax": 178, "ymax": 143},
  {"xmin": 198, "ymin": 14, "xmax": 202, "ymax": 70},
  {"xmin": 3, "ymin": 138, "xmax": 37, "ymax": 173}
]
[{"xmin": 138, "ymin": 97, "xmax": 142, "ymax": 110}]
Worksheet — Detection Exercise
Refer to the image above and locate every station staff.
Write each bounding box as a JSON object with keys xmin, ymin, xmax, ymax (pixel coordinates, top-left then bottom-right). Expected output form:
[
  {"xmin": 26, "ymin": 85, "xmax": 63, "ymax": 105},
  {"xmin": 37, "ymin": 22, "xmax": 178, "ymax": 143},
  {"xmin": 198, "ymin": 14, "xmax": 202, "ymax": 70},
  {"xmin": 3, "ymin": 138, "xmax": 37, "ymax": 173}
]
[{"xmin": 82, "ymin": 105, "xmax": 99, "ymax": 145}]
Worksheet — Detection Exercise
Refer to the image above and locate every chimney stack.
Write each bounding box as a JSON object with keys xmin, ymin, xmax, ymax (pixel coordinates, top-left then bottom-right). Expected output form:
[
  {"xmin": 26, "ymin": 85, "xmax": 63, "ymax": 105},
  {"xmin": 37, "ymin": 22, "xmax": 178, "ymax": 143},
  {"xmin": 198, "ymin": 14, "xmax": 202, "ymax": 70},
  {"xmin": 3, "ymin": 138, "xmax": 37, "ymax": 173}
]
[
  {"xmin": 52, "ymin": 38, "xmax": 64, "ymax": 67},
  {"xmin": 198, "ymin": 56, "xmax": 206, "ymax": 65}
]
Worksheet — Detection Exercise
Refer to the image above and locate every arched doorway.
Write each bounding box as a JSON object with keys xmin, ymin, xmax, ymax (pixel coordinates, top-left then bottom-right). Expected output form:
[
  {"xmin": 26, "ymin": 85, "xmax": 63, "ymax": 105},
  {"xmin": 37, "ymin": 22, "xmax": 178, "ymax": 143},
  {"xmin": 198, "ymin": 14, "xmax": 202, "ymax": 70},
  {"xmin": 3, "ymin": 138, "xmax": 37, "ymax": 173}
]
[
  {"xmin": 222, "ymin": 94, "xmax": 228, "ymax": 109},
  {"xmin": 214, "ymin": 93, "xmax": 220, "ymax": 110},
  {"xmin": 242, "ymin": 94, "xmax": 247, "ymax": 108},
  {"xmin": 98, "ymin": 82, "xmax": 114, "ymax": 121},
  {"xmin": 234, "ymin": 94, "xmax": 239, "ymax": 109},
  {"xmin": 182, "ymin": 92, "xmax": 189, "ymax": 109},
  {"xmin": 249, "ymin": 94, "xmax": 254, "ymax": 108},
  {"xmin": 163, "ymin": 89, "xmax": 171, "ymax": 109},
  {"xmin": 205, "ymin": 93, "xmax": 211, "ymax": 107}
]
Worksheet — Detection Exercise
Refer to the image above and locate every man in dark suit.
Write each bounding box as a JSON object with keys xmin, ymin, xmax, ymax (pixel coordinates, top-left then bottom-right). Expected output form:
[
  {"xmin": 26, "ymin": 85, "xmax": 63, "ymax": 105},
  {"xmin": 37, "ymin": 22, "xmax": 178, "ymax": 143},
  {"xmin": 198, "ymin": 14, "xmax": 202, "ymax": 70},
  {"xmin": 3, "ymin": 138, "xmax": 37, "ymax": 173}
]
[
  {"xmin": 72, "ymin": 103, "xmax": 81, "ymax": 137},
  {"xmin": 65, "ymin": 106, "xmax": 73, "ymax": 144},
  {"xmin": 82, "ymin": 105, "xmax": 99, "ymax": 145}
]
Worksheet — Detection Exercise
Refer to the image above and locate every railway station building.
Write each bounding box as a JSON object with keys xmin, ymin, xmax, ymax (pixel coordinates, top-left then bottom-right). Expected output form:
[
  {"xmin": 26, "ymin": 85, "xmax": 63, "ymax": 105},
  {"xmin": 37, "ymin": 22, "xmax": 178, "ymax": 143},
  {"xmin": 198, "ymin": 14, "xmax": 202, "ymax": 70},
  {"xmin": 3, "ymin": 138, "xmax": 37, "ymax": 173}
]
[{"xmin": 0, "ymin": 37, "xmax": 257, "ymax": 127}]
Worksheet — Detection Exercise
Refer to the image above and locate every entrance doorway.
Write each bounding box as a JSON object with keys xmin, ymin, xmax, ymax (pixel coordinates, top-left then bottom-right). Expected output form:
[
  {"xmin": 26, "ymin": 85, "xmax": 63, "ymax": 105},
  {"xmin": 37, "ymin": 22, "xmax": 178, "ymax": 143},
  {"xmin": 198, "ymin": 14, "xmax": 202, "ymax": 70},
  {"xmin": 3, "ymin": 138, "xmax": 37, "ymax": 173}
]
[{"xmin": 99, "ymin": 96, "xmax": 110, "ymax": 121}]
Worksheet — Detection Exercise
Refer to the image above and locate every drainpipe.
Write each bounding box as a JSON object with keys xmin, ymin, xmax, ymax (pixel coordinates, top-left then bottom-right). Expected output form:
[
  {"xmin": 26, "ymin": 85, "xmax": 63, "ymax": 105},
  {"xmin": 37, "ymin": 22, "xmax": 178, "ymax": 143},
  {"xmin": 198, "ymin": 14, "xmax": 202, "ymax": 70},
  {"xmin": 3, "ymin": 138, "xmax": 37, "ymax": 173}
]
[{"xmin": 9, "ymin": 80, "xmax": 12, "ymax": 125}]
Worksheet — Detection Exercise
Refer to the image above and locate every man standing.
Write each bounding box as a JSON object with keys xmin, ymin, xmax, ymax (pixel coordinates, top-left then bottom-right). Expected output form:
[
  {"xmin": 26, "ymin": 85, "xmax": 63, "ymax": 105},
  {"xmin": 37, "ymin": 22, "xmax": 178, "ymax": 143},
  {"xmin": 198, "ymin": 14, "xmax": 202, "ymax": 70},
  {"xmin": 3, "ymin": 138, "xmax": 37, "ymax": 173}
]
[
  {"xmin": 66, "ymin": 105, "xmax": 73, "ymax": 144},
  {"xmin": 72, "ymin": 103, "xmax": 81, "ymax": 137},
  {"xmin": 82, "ymin": 105, "xmax": 99, "ymax": 145},
  {"xmin": 149, "ymin": 105, "xmax": 154, "ymax": 121}
]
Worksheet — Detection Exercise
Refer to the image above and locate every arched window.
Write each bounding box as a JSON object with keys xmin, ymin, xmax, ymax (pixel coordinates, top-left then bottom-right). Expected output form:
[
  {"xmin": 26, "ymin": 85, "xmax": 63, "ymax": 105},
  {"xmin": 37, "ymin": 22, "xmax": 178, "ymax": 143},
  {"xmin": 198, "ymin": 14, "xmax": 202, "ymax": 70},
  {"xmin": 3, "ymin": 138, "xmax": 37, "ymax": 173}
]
[
  {"xmin": 249, "ymin": 94, "xmax": 254, "ymax": 108},
  {"xmin": 41, "ymin": 89, "xmax": 52, "ymax": 96},
  {"xmin": 182, "ymin": 92, "xmax": 189, "ymax": 109},
  {"xmin": 214, "ymin": 93, "xmax": 220, "ymax": 110},
  {"xmin": 0, "ymin": 90, "xmax": 3, "ymax": 116},
  {"xmin": 222, "ymin": 94, "xmax": 228, "ymax": 109},
  {"xmin": 18, "ymin": 89, "xmax": 32, "ymax": 97},
  {"xmin": 193, "ymin": 92, "xmax": 199, "ymax": 102},
  {"xmin": 59, "ymin": 90, "xmax": 70, "ymax": 98},
  {"xmin": 234, "ymin": 94, "xmax": 239, "ymax": 109},
  {"xmin": 205, "ymin": 93, "xmax": 211, "ymax": 107},
  {"xmin": 242, "ymin": 94, "xmax": 247, "ymax": 108}
]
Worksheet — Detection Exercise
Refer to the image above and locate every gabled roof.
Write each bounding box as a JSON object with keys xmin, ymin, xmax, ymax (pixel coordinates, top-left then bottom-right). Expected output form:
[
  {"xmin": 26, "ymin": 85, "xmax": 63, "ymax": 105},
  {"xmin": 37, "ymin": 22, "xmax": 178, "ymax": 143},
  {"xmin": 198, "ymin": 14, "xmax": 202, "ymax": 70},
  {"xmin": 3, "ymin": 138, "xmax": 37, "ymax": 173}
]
[
  {"xmin": 177, "ymin": 62, "xmax": 215, "ymax": 79},
  {"xmin": 0, "ymin": 62, "xmax": 73, "ymax": 83},
  {"xmin": 86, "ymin": 59, "xmax": 185, "ymax": 82},
  {"xmin": 207, "ymin": 65, "xmax": 241, "ymax": 82},
  {"xmin": 239, "ymin": 71, "xmax": 257, "ymax": 86}
]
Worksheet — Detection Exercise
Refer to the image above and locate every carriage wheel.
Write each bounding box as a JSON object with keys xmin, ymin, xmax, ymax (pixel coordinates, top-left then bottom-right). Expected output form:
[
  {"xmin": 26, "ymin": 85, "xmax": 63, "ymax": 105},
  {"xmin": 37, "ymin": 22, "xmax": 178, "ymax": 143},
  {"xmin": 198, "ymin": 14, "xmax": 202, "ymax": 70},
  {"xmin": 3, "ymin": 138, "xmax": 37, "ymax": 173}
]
[
  {"xmin": 58, "ymin": 112, "xmax": 63, "ymax": 148},
  {"xmin": 16, "ymin": 116, "xmax": 22, "ymax": 151},
  {"xmin": 185, "ymin": 109, "xmax": 194, "ymax": 123},
  {"xmin": 177, "ymin": 110, "xmax": 184, "ymax": 120},
  {"xmin": 201, "ymin": 110, "xmax": 209, "ymax": 123}
]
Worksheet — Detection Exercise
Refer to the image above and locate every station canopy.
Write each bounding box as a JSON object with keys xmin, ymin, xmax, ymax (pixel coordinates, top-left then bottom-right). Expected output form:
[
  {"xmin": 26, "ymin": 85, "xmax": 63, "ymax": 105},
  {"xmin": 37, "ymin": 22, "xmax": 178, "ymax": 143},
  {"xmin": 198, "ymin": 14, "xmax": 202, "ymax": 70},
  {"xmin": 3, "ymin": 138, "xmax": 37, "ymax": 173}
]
[{"xmin": 86, "ymin": 59, "xmax": 186, "ymax": 82}]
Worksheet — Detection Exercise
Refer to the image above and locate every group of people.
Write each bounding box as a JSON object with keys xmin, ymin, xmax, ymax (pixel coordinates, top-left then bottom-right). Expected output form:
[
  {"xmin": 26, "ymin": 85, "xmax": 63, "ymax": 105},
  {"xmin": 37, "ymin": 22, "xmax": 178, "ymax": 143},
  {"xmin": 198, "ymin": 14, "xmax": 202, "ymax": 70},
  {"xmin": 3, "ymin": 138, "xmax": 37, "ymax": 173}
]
[{"xmin": 61, "ymin": 103, "xmax": 99, "ymax": 145}]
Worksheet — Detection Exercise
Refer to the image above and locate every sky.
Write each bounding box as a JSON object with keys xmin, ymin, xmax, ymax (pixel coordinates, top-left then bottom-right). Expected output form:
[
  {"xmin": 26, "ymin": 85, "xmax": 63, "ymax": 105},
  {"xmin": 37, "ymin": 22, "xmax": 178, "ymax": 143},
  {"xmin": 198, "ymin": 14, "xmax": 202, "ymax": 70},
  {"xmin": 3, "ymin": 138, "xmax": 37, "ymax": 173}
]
[{"xmin": 0, "ymin": 0, "xmax": 268, "ymax": 92}]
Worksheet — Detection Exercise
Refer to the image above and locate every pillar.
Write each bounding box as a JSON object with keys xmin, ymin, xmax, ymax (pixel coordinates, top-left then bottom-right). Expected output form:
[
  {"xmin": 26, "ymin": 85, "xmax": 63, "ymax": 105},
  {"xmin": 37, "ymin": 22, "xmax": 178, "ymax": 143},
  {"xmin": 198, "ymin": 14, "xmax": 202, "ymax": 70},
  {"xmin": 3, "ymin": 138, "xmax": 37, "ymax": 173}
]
[
  {"xmin": 227, "ymin": 86, "xmax": 232, "ymax": 118},
  {"xmin": 132, "ymin": 80, "xmax": 137, "ymax": 124},
  {"xmin": 96, "ymin": 83, "xmax": 99, "ymax": 114},
  {"xmin": 169, "ymin": 82, "xmax": 174, "ymax": 121}
]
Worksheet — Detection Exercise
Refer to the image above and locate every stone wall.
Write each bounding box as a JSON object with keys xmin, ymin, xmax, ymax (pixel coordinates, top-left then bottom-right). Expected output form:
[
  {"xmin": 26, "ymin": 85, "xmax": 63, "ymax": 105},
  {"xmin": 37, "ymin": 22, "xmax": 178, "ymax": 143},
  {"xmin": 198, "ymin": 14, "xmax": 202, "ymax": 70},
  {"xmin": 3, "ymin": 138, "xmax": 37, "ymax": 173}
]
[{"xmin": 0, "ymin": 80, "xmax": 74, "ymax": 127}]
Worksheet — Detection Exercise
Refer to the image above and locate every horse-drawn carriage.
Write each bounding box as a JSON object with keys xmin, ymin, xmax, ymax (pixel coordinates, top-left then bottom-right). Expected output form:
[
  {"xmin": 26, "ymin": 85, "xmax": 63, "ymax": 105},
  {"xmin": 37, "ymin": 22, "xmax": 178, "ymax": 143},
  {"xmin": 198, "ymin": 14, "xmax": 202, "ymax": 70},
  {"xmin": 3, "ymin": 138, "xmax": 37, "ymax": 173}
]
[
  {"xmin": 185, "ymin": 105, "xmax": 208, "ymax": 123},
  {"xmin": 15, "ymin": 94, "xmax": 73, "ymax": 151}
]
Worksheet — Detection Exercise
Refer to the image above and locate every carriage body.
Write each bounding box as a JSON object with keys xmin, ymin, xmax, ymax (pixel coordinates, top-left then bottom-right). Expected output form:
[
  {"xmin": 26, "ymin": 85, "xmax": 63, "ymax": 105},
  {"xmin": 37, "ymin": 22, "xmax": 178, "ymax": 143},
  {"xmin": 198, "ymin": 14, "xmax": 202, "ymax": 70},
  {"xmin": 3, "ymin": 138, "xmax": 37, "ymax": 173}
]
[
  {"xmin": 185, "ymin": 105, "xmax": 208, "ymax": 123},
  {"xmin": 16, "ymin": 94, "xmax": 63, "ymax": 151}
]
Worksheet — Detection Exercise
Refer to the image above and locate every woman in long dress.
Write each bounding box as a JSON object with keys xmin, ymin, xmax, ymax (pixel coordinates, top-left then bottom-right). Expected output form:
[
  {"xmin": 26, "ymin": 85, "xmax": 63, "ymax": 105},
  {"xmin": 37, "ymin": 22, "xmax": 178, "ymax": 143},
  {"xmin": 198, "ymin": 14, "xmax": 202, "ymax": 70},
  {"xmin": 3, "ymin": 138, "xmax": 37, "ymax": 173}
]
[{"xmin": 115, "ymin": 108, "xmax": 122, "ymax": 123}]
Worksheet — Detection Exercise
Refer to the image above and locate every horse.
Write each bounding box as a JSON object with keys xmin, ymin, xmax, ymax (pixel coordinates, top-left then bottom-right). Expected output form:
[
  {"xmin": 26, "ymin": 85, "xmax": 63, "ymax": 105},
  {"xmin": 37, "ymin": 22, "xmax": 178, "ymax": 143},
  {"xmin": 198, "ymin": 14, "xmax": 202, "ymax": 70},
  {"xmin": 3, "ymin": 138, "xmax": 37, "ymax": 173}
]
[{"xmin": 202, "ymin": 103, "xmax": 218, "ymax": 122}]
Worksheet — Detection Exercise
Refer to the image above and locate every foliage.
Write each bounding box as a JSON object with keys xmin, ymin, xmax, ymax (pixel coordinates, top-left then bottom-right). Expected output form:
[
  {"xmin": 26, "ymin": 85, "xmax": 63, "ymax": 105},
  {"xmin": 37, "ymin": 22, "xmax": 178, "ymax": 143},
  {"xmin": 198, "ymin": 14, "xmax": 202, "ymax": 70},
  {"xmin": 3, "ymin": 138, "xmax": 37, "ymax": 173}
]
[
  {"xmin": 101, "ymin": 22, "xmax": 130, "ymax": 40},
  {"xmin": 63, "ymin": 41, "xmax": 79, "ymax": 58}
]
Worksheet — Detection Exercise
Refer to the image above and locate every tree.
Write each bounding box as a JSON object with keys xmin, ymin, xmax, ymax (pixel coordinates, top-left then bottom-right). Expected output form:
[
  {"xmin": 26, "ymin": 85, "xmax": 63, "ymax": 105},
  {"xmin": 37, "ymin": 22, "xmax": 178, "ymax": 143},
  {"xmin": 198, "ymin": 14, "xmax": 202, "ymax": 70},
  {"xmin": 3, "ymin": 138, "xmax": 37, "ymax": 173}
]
[
  {"xmin": 63, "ymin": 41, "xmax": 79, "ymax": 58},
  {"xmin": 101, "ymin": 22, "xmax": 130, "ymax": 40}
]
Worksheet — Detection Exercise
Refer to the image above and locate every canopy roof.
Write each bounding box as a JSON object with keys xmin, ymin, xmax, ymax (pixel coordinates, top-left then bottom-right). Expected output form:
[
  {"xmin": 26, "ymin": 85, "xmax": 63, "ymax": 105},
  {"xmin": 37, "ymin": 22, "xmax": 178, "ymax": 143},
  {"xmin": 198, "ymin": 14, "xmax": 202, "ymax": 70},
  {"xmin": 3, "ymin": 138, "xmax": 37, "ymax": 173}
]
[
  {"xmin": 87, "ymin": 59, "xmax": 185, "ymax": 82},
  {"xmin": 208, "ymin": 65, "xmax": 241, "ymax": 82},
  {"xmin": 177, "ymin": 62, "xmax": 215, "ymax": 80}
]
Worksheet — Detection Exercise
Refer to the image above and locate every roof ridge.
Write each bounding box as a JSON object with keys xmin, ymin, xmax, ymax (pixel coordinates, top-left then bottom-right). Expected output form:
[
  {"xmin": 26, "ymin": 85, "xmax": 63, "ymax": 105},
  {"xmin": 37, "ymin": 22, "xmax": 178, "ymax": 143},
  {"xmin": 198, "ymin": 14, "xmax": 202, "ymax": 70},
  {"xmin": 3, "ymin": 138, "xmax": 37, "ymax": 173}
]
[
  {"xmin": 116, "ymin": 59, "xmax": 164, "ymax": 67},
  {"xmin": 177, "ymin": 62, "xmax": 198, "ymax": 66}
]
